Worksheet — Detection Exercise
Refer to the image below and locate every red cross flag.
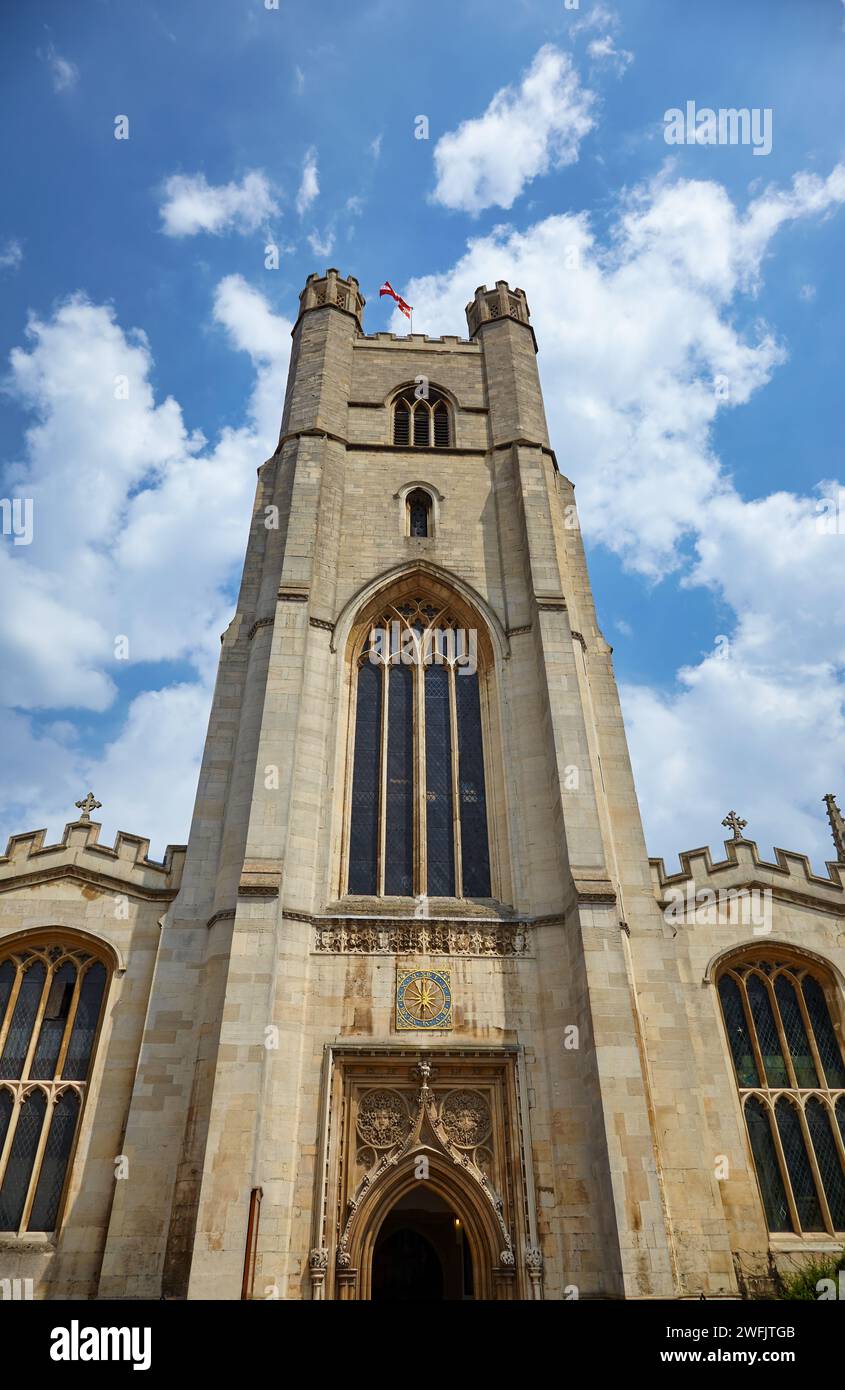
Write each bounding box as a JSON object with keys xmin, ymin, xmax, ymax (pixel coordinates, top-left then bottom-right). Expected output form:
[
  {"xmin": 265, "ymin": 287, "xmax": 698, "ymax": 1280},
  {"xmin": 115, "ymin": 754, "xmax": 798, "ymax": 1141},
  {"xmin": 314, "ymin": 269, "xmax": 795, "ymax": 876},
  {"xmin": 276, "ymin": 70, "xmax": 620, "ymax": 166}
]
[{"xmin": 379, "ymin": 280, "xmax": 413, "ymax": 319}]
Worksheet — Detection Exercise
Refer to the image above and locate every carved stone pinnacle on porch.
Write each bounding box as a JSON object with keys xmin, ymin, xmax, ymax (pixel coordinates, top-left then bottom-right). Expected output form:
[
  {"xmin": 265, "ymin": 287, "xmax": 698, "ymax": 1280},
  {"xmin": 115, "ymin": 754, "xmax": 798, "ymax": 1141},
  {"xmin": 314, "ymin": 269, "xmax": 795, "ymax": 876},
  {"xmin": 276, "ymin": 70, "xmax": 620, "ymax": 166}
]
[
  {"xmin": 721, "ymin": 810, "xmax": 747, "ymax": 841},
  {"xmin": 823, "ymin": 794, "xmax": 845, "ymax": 862},
  {"xmin": 74, "ymin": 792, "xmax": 102, "ymax": 824}
]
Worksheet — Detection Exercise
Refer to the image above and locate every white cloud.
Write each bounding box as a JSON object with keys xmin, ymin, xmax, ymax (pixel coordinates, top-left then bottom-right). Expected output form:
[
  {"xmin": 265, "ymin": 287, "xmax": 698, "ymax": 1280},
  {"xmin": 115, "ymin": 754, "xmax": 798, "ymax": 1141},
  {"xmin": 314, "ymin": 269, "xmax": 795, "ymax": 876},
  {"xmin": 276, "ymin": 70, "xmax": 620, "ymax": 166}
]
[
  {"xmin": 799, "ymin": 283, "xmax": 816, "ymax": 301},
  {"xmin": 294, "ymin": 64, "xmax": 305, "ymax": 94},
  {"xmin": 587, "ymin": 36, "xmax": 633, "ymax": 74},
  {"xmin": 159, "ymin": 170, "xmax": 278, "ymax": 237},
  {"xmin": 398, "ymin": 163, "xmax": 845, "ymax": 865},
  {"xmin": 212, "ymin": 273, "xmax": 292, "ymax": 445},
  {"xmin": 431, "ymin": 46, "xmax": 595, "ymax": 213},
  {"xmin": 307, "ymin": 228, "xmax": 335, "ymax": 258},
  {"xmin": 0, "ymin": 281, "xmax": 292, "ymax": 853},
  {"xmin": 403, "ymin": 163, "xmax": 845, "ymax": 578},
  {"xmin": 0, "ymin": 686, "xmax": 209, "ymax": 860},
  {"xmin": 296, "ymin": 148, "xmax": 319, "ymax": 217},
  {"xmin": 0, "ymin": 239, "xmax": 22, "ymax": 272},
  {"xmin": 370, "ymin": 134, "xmax": 383, "ymax": 160},
  {"xmin": 40, "ymin": 43, "xmax": 78, "ymax": 92},
  {"xmin": 569, "ymin": 2, "xmax": 619, "ymax": 37}
]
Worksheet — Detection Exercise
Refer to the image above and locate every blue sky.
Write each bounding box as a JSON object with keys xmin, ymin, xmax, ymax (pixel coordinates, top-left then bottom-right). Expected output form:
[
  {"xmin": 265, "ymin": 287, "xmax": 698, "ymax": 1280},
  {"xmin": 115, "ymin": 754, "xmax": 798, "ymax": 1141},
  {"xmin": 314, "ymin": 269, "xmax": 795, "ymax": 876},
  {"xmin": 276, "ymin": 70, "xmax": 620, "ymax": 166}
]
[{"xmin": 2, "ymin": 0, "xmax": 845, "ymax": 870}]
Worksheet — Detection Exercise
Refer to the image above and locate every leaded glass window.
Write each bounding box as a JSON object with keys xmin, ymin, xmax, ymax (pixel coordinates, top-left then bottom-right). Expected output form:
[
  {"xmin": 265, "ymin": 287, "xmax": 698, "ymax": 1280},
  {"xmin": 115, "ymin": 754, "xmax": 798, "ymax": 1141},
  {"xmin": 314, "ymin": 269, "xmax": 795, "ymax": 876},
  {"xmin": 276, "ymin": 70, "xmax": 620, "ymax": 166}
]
[
  {"xmin": 716, "ymin": 954, "xmax": 845, "ymax": 1235},
  {"xmin": 346, "ymin": 593, "xmax": 492, "ymax": 898},
  {"xmin": 406, "ymin": 489, "xmax": 432, "ymax": 538},
  {"xmin": 392, "ymin": 389, "xmax": 452, "ymax": 448},
  {"xmin": 0, "ymin": 940, "xmax": 109, "ymax": 1233}
]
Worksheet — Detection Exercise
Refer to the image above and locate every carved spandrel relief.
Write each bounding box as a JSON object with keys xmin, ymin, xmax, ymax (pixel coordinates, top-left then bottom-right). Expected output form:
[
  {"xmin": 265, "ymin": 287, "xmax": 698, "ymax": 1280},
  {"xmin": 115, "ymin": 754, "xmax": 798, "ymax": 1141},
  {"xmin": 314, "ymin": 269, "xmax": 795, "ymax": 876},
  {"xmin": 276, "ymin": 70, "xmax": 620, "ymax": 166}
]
[
  {"xmin": 440, "ymin": 1089, "xmax": 492, "ymax": 1148},
  {"xmin": 356, "ymin": 1089, "xmax": 411, "ymax": 1149}
]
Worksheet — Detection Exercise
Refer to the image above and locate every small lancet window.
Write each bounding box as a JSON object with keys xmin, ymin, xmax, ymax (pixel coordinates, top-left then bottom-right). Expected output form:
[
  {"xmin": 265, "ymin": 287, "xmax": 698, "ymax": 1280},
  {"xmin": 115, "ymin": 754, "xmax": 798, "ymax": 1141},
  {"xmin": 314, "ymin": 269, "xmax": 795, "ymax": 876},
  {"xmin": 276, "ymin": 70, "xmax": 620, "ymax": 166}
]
[
  {"xmin": 406, "ymin": 489, "xmax": 432, "ymax": 538},
  {"xmin": 391, "ymin": 388, "xmax": 452, "ymax": 448}
]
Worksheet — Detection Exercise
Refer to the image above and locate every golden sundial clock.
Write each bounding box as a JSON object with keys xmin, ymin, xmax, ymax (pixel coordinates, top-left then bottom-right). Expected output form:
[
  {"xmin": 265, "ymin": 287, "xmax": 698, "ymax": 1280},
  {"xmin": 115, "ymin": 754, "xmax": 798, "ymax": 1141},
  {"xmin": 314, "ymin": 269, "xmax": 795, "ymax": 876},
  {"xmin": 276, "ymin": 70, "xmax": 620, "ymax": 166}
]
[{"xmin": 395, "ymin": 968, "xmax": 453, "ymax": 1031}]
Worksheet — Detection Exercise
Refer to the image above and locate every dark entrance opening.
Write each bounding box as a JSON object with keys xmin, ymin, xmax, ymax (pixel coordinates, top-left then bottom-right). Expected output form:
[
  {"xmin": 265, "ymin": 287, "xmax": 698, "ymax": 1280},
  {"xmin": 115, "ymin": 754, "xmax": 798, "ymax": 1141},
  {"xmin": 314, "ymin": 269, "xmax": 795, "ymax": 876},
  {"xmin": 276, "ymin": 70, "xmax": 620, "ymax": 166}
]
[{"xmin": 370, "ymin": 1186, "xmax": 474, "ymax": 1301}]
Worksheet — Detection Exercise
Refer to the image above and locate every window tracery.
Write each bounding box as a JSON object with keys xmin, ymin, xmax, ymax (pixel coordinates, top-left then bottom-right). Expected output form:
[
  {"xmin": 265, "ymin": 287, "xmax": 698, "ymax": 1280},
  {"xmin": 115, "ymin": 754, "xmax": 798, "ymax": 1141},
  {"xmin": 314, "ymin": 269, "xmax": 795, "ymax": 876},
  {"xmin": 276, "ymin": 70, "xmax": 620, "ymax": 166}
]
[
  {"xmin": 0, "ymin": 938, "xmax": 110, "ymax": 1233},
  {"xmin": 717, "ymin": 952, "xmax": 845, "ymax": 1235},
  {"xmin": 346, "ymin": 594, "xmax": 492, "ymax": 899},
  {"xmin": 392, "ymin": 389, "xmax": 451, "ymax": 448}
]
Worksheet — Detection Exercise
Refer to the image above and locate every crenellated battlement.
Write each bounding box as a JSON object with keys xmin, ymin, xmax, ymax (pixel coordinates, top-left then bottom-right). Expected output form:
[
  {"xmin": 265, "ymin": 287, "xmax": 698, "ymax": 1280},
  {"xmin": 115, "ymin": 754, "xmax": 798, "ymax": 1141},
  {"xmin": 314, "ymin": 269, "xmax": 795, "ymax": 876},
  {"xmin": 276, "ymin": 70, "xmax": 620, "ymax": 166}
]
[
  {"xmin": 0, "ymin": 818, "xmax": 186, "ymax": 900},
  {"xmin": 355, "ymin": 332, "xmax": 477, "ymax": 349},
  {"xmin": 650, "ymin": 831, "xmax": 845, "ymax": 910},
  {"xmin": 465, "ymin": 281, "xmax": 531, "ymax": 338},
  {"xmin": 296, "ymin": 268, "xmax": 365, "ymax": 330}
]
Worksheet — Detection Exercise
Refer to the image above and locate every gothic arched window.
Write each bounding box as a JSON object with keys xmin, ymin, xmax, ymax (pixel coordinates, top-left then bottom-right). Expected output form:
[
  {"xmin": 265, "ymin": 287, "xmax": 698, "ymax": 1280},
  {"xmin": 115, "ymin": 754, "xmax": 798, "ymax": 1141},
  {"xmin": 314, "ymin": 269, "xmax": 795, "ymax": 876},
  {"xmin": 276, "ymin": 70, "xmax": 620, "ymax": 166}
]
[
  {"xmin": 406, "ymin": 489, "xmax": 433, "ymax": 538},
  {"xmin": 717, "ymin": 952, "xmax": 845, "ymax": 1236},
  {"xmin": 0, "ymin": 937, "xmax": 110, "ymax": 1233},
  {"xmin": 392, "ymin": 389, "xmax": 452, "ymax": 448},
  {"xmin": 346, "ymin": 594, "xmax": 492, "ymax": 899}
]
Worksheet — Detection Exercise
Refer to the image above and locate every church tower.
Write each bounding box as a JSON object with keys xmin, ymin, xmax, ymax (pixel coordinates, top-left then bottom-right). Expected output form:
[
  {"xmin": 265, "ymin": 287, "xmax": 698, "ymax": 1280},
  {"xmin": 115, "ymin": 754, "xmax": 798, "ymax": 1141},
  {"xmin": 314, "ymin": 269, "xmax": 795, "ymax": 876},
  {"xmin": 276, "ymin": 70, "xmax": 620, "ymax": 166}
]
[{"xmin": 96, "ymin": 269, "xmax": 686, "ymax": 1301}]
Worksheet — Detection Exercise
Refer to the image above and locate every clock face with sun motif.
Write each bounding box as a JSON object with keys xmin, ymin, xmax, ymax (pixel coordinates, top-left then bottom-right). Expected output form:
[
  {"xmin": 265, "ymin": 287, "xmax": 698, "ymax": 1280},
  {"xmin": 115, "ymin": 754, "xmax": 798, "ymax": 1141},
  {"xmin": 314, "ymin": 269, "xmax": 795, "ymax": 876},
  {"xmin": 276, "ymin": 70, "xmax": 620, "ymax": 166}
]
[{"xmin": 396, "ymin": 968, "xmax": 453, "ymax": 1031}]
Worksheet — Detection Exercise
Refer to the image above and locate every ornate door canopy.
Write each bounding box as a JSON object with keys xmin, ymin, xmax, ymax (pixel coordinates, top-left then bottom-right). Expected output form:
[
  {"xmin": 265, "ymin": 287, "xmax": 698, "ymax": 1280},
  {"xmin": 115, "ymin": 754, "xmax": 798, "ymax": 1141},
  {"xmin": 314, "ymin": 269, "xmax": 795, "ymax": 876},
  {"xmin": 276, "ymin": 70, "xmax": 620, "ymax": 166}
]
[{"xmin": 310, "ymin": 1047, "xmax": 543, "ymax": 1301}]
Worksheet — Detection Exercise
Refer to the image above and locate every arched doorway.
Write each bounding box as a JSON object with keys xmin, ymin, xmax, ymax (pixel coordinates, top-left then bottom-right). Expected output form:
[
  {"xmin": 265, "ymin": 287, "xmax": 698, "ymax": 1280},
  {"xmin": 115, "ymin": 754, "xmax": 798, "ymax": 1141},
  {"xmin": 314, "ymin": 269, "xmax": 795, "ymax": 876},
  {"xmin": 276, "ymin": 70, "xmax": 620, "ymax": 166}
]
[
  {"xmin": 371, "ymin": 1187, "xmax": 474, "ymax": 1301},
  {"xmin": 327, "ymin": 1059, "xmax": 525, "ymax": 1300}
]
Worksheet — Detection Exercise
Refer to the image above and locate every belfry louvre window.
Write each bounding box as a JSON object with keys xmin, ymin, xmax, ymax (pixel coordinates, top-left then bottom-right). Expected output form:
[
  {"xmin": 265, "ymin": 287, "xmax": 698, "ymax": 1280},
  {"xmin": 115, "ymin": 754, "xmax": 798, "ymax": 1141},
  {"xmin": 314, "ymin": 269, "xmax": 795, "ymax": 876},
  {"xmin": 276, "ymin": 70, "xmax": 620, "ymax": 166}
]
[
  {"xmin": 0, "ymin": 940, "xmax": 109, "ymax": 1233},
  {"xmin": 346, "ymin": 595, "xmax": 492, "ymax": 898},
  {"xmin": 717, "ymin": 954, "xmax": 845, "ymax": 1236},
  {"xmin": 392, "ymin": 389, "xmax": 451, "ymax": 448}
]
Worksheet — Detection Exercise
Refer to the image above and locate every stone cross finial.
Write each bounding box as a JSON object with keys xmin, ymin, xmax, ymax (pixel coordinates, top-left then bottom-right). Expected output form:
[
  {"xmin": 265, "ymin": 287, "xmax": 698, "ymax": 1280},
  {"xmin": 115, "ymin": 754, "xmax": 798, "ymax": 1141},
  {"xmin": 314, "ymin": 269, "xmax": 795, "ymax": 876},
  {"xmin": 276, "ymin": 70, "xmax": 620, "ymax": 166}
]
[
  {"xmin": 74, "ymin": 792, "xmax": 102, "ymax": 823},
  {"xmin": 721, "ymin": 810, "xmax": 747, "ymax": 841},
  {"xmin": 823, "ymin": 794, "xmax": 845, "ymax": 862}
]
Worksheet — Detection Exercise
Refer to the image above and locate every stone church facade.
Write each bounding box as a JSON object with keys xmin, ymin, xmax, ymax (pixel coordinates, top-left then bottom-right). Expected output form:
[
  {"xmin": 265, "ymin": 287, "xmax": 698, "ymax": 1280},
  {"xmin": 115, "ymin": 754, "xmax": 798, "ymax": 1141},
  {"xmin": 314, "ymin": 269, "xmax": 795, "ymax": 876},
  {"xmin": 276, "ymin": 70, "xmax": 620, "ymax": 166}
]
[{"xmin": 1, "ymin": 269, "xmax": 844, "ymax": 1301}]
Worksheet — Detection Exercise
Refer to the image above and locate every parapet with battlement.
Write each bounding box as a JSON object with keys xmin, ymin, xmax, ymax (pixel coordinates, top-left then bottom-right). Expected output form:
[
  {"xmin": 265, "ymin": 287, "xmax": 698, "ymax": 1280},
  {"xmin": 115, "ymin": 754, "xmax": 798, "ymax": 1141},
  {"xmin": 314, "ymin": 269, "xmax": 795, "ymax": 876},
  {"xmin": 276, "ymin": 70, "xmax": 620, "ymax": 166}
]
[
  {"xmin": 650, "ymin": 827, "xmax": 845, "ymax": 915},
  {"xmin": 0, "ymin": 817, "xmax": 186, "ymax": 903}
]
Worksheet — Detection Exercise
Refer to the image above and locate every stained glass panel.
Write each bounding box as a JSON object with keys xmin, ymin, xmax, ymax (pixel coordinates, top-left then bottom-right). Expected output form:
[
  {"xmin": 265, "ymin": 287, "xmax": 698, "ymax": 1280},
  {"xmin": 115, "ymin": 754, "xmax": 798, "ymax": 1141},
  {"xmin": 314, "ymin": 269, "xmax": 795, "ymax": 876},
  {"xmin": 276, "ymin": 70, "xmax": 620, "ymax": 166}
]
[
  {"xmin": 805, "ymin": 1097, "xmax": 845, "ymax": 1231},
  {"xmin": 801, "ymin": 976, "xmax": 845, "ymax": 1089},
  {"xmin": 0, "ymin": 1088, "xmax": 46, "ymax": 1231},
  {"xmin": 775, "ymin": 1098, "xmax": 824, "ymax": 1231},
  {"xmin": 28, "ymin": 1090, "xmax": 81, "ymax": 1232},
  {"xmin": 0, "ymin": 960, "xmax": 14, "ymax": 1035},
  {"xmin": 63, "ymin": 963, "xmax": 107, "ymax": 1083},
  {"xmin": 348, "ymin": 661, "xmax": 382, "ymax": 895},
  {"xmin": 31, "ymin": 962, "xmax": 76, "ymax": 1080},
  {"xmin": 455, "ymin": 672, "xmax": 491, "ymax": 897},
  {"xmin": 0, "ymin": 962, "xmax": 45, "ymax": 1080},
  {"xmin": 745, "ymin": 1097, "xmax": 792, "ymax": 1233},
  {"xmin": 774, "ymin": 975, "xmax": 818, "ymax": 1088},
  {"xmin": 0, "ymin": 1088, "xmax": 12, "ymax": 1160},
  {"xmin": 384, "ymin": 664, "xmax": 414, "ymax": 895},
  {"xmin": 408, "ymin": 490, "xmax": 429, "ymax": 537},
  {"xmin": 718, "ymin": 975, "xmax": 760, "ymax": 1086},
  {"xmin": 746, "ymin": 974, "xmax": 789, "ymax": 1087},
  {"xmin": 425, "ymin": 663, "xmax": 455, "ymax": 896}
]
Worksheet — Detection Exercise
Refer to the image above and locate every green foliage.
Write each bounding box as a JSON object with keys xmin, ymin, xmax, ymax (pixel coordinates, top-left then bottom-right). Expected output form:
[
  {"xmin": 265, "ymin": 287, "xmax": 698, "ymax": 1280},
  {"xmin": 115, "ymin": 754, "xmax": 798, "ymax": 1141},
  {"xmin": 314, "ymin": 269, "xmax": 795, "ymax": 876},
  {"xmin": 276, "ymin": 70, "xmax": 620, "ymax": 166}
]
[{"xmin": 773, "ymin": 1249, "xmax": 845, "ymax": 1300}]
